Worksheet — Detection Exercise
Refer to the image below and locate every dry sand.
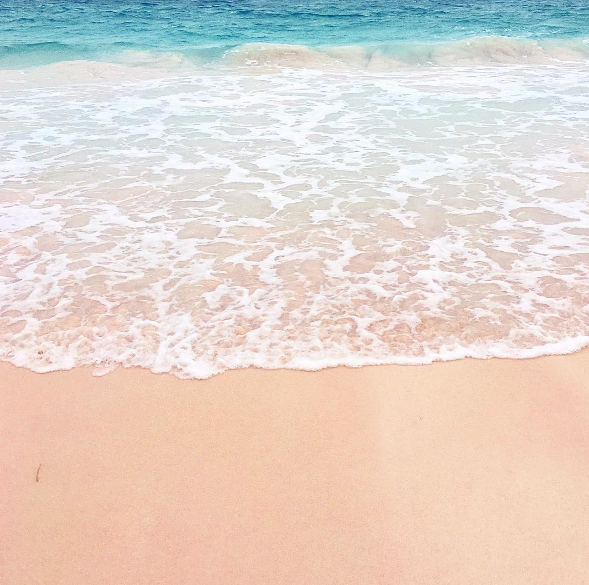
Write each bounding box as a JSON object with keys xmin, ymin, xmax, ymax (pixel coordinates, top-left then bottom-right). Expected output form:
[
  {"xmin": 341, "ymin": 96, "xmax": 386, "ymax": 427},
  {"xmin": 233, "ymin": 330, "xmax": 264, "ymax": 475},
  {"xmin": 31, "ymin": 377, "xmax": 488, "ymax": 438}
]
[{"xmin": 1, "ymin": 353, "xmax": 589, "ymax": 584}]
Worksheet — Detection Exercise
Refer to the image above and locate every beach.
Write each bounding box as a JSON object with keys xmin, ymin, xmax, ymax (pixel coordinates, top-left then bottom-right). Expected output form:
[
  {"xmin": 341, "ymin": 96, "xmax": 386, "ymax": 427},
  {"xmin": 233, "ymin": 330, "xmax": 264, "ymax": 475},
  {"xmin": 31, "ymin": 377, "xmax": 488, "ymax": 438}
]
[
  {"xmin": 2, "ymin": 1, "xmax": 589, "ymax": 581},
  {"xmin": 2, "ymin": 352, "xmax": 589, "ymax": 584}
]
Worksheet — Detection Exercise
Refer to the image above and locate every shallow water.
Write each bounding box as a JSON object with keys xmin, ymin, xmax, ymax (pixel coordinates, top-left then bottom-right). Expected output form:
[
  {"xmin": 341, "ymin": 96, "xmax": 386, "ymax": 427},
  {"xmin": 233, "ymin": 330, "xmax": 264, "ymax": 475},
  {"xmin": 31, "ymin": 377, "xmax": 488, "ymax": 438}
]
[{"xmin": 1, "ymin": 2, "xmax": 589, "ymax": 377}]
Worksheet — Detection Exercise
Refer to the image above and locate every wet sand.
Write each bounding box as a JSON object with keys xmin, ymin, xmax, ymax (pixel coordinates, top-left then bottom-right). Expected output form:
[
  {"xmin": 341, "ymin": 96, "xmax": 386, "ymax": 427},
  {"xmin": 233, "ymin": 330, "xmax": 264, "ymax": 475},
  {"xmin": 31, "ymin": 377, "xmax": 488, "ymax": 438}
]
[{"xmin": 1, "ymin": 353, "xmax": 589, "ymax": 584}]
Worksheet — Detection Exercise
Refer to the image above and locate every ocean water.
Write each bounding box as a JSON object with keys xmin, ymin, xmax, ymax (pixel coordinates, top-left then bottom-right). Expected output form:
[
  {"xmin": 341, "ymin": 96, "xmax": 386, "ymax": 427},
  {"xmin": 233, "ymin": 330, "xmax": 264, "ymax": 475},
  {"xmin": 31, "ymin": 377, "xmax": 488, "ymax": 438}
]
[
  {"xmin": 2, "ymin": 0, "xmax": 589, "ymax": 69},
  {"xmin": 1, "ymin": 1, "xmax": 589, "ymax": 378}
]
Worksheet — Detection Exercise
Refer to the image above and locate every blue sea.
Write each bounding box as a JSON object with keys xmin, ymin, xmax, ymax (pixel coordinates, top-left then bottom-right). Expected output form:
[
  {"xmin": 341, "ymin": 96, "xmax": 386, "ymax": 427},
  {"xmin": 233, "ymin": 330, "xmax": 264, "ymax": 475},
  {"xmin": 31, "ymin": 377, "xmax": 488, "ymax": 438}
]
[
  {"xmin": 2, "ymin": 0, "xmax": 589, "ymax": 68},
  {"xmin": 1, "ymin": 1, "xmax": 589, "ymax": 377}
]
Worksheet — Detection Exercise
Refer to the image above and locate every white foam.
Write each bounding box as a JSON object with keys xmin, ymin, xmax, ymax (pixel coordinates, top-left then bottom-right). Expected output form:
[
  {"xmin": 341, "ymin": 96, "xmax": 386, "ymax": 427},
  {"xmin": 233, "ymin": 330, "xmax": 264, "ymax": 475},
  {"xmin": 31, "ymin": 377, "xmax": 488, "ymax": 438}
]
[{"xmin": 1, "ymin": 62, "xmax": 589, "ymax": 378}]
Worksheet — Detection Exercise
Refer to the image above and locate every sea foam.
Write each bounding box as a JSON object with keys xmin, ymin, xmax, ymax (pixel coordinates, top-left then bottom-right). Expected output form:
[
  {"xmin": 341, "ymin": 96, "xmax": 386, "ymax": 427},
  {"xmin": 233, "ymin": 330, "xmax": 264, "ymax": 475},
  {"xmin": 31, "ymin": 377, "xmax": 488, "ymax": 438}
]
[{"xmin": 1, "ymin": 61, "xmax": 589, "ymax": 378}]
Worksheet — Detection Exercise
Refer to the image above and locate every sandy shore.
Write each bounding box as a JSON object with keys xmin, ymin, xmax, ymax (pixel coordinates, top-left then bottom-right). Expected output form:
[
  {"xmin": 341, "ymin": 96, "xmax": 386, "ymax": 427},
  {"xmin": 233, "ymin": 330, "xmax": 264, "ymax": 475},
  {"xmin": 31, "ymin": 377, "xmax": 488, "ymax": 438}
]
[{"xmin": 1, "ymin": 353, "xmax": 589, "ymax": 584}]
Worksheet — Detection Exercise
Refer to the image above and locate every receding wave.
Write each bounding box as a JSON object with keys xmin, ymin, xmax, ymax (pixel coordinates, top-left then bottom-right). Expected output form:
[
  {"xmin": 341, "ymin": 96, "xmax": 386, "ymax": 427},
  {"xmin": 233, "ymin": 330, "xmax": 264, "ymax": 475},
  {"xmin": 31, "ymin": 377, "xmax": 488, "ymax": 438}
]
[{"xmin": 1, "ymin": 58, "xmax": 589, "ymax": 378}]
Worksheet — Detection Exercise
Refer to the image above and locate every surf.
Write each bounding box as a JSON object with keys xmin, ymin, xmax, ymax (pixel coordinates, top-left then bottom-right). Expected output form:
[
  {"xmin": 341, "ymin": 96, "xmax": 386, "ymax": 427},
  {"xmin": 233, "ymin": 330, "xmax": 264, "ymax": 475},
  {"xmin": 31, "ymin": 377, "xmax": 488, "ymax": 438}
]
[{"xmin": 2, "ymin": 36, "xmax": 589, "ymax": 73}]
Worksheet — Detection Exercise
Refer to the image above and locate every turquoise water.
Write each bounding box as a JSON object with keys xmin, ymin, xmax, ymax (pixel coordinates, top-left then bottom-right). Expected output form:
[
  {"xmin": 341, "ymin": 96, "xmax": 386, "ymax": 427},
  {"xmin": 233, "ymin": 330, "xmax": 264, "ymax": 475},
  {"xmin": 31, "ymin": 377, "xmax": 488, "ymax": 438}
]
[{"xmin": 1, "ymin": 0, "xmax": 589, "ymax": 68}]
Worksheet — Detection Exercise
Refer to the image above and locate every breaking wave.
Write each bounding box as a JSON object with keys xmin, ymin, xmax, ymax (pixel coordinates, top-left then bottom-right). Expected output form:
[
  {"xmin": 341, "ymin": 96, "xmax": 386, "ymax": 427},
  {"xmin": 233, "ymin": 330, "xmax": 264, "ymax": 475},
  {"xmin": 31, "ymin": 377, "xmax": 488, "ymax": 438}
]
[
  {"xmin": 2, "ymin": 36, "xmax": 589, "ymax": 72},
  {"xmin": 220, "ymin": 36, "xmax": 589, "ymax": 70}
]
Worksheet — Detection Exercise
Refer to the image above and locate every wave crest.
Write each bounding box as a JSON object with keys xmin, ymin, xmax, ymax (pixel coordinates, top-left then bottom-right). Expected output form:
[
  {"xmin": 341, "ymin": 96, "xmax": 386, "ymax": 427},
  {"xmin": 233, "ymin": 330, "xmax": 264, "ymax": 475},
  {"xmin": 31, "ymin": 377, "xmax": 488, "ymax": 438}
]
[
  {"xmin": 1, "ymin": 36, "xmax": 589, "ymax": 76},
  {"xmin": 221, "ymin": 36, "xmax": 589, "ymax": 71}
]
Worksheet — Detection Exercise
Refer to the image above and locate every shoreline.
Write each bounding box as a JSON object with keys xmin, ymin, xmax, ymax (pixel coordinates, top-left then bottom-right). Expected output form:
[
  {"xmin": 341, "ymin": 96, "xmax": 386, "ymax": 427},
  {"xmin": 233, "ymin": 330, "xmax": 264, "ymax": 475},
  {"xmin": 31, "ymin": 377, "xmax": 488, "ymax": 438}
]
[
  {"xmin": 2, "ymin": 351, "xmax": 589, "ymax": 584},
  {"xmin": 4, "ymin": 331, "xmax": 589, "ymax": 380}
]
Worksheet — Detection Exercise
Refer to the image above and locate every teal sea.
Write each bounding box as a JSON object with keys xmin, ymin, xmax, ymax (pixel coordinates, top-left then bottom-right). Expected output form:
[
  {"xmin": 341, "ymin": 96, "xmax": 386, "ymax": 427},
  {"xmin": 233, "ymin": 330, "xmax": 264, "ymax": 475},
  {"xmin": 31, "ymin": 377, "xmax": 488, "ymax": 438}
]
[
  {"xmin": 1, "ymin": 0, "xmax": 589, "ymax": 68},
  {"xmin": 1, "ymin": 1, "xmax": 589, "ymax": 378}
]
